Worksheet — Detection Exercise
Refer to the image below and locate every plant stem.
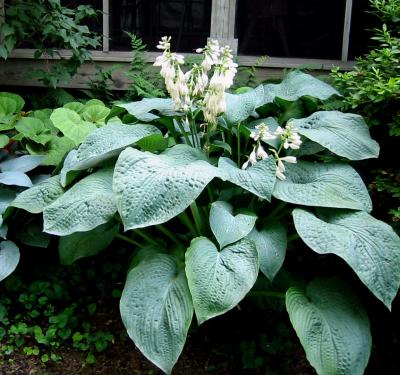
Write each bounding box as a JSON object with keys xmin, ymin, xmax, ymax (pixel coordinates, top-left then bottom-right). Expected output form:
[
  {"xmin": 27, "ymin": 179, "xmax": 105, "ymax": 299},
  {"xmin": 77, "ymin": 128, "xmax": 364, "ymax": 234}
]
[
  {"xmin": 176, "ymin": 118, "xmax": 193, "ymax": 147},
  {"xmin": 156, "ymin": 224, "xmax": 181, "ymax": 245},
  {"xmin": 287, "ymin": 234, "xmax": 300, "ymax": 243},
  {"xmin": 134, "ymin": 229, "xmax": 160, "ymax": 246},
  {"xmin": 268, "ymin": 201, "xmax": 287, "ymax": 219},
  {"xmin": 178, "ymin": 212, "xmax": 198, "ymax": 237},
  {"xmin": 115, "ymin": 233, "xmax": 142, "ymax": 247},
  {"xmin": 207, "ymin": 185, "xmax": 215, "ymax": 203},
  {"xmin": 237, "ymin": 122, "xmax": 241, "ymax": 165},
  {"xmin": 248, "ymin": 290, "xmax": 286, "ymax": 299},
  {"xmin": 190, "ymin": 201, "xmax": 204, "ymax": 236}
]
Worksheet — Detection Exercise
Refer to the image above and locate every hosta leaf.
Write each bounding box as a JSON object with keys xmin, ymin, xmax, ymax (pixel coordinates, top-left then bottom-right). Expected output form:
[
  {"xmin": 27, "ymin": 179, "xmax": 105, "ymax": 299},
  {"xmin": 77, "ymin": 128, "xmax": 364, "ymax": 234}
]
[
  {"xmin": 0, "ymin": 171, "xmax": 32, "ymax": 187},
  {"xmin": 44, "ymin": 168, "xmax": 116, "ymax": 236},
  {"xmin": 218, "ymin": 157, "xmax": 276, "ymax": 201},
  {"xmin": 292, "ymin": 111, "xmax": 379, "ymax": 160},
  {"xmin": 59, "ymin": 222, "xmax": 119, "ymax": 265},
  {"xmin": 63, "ymin": 101, "xmax": 84, "ymax": 113},
  {"xmin": 50, "ymin": 108, "xmax": 97, "ymax": 146},
  {"xmin": 224, "ymin": 85, "xmax": 265, "ymax": 124},
  {"xmin": 210, "ymin": 201, "xmax": 257, "ymax": 248},
  {"xmin": 16, "ymin": 223, "xmax": 51, "ymax": 248},
  {"xmin": 293, "ymin": 208, "xmax": 400, "ymax": 309},
  {"xmin": 0, "ymin": 134, "xmax": 9, "ymax": 148},
  {"xmin": 117, "ymin": 98, "xmax": 179, "ymax": 122},
  {"xmin": 136, "ymin": 133, "xmax": 169, "ymax": 152},
  {"xmin": 0, "ymin": 97, "xmax": 17, "ymax": 116},
  {"xmin": 113, "ymin": 145, "xmax": 218, "ymax": 230},
  {"xmin": 11, "ymin": 175, "xmax": 64, "ymax": 213},
  {"xmin": 185, "ymin": 236, "xmax": 258, "ymax": 324},
  {"xmin": 0, "ymin": 241, "xmax": 20, "ymax": 282},
  {"xmin": 273, "ymin": 162, "xmax": 372, "ymax": 211},
  {"xmin": 0, "ymin": 92, "xmax": 24, "ymax": 112},
  {"xmin": 120, "ymin": 253, "xmax": 193, "ymax": 374},
  {"xmin": 0, "ymin": 187, "xmax": 16, "ymax": 214},
  {"xmin": 60, "ymin": 123, "xmax": 161, "ymax": 175},
  {"xmin": 263, "ymin": 71, "xmax": 340, "ymax": 103},
  {"xmin": 248, "ymin": 223, "xmax": 287, "ymax": 282},
  {"xmin": 0, "ymin": 155, "xmax": 44, "ymax": 173},
  {"xmin": 0, "ymin": 223, "xmax": 8, "ymax": 239},
  {"xmin": 286, "ymin": 277, "xmax": 371, "ymax": 375}
]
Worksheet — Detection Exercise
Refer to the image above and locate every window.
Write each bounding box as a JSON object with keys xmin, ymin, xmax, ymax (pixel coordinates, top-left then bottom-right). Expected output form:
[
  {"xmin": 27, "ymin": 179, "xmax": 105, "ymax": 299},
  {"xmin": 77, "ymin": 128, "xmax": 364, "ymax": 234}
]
[{"xmin": 1, "ymin": 0, "xmax": 380, "ymax": 73}]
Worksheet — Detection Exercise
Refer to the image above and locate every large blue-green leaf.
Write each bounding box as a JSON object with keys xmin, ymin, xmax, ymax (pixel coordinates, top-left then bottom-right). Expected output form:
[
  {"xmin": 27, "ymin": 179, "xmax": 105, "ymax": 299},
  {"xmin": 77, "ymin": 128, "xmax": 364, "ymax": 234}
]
[
  {"xmin": 11, "ymin": 175, "xmax": 64, "ymax": 214},
  {"xmin": 0, "ymin": 171, "xmax": 32, "ymax": 187},
  {"xmin": 0, "ymin": 240, "xmax": 20, "ymax": 282},
  {"xmin": 273, "ymin": 162, "xmax": 372, "ymax": 211},
  {"xmin": 120, "ymin": 253, "xmax": 193, "ymax": 374},
  {"xmin": 59, "ymin": 222, "xmax": 119, "ymax": 265},
  {"xmin": 286, "ymin": 277, "xmax": 371, "ymax": 375},
  {"xmin": 209, "ymin": 201, "xmax": 257, "ymax": 248},
  {"xmin": 249, "ymin": 223, "xmax": 287, "ymax": 282},
  {"xmin": 263, "ymin": 71, "xmax": 340, "ymax": 103},
  {"xmin": 0, "ymin": 155, "xmax": 44, "ymax": 173},
  {"xmin": 293, "ymin": 208, "xmax": 400, "ymax": 309},
  {"xmin": 218, "ymin": 157, "xmax": 276, "ymax": 201},
  {"xmin": 224, "ymin": 85, "xmax": 265, "ymax": 125},
  {"xmin": 50, "ymin": 108, "xmax": 97, "ymax": 146},
  {"xmin": 292, "ymin": 111, "xmax": 379, "ymax": 160},
  {"xmin": 44, "ymin": 168, "xmax": 116, "ymax": 236},
  {"xmin": 117, "ymin": 98, "xmax": 179, "ymax": 122},
  {"xmin": 60, "ymin": 123, "xmax": 161, "ymax": 176},
  {"xmin": 0, "ymin": 187, "xmax": 16, "ymax": 214},
  {"xmin": 185, "ymin": 236, "xmax": 258, "ymax": 324},
  {"xmin": 113, "ymin": 145, "xmax": 218, "ymax": 230}
]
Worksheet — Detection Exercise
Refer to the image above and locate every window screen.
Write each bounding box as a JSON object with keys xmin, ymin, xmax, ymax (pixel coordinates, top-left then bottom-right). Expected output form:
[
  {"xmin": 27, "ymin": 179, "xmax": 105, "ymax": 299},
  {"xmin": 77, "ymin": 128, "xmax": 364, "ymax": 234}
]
[
  {"xmin": 110, "ymin": 0, "xmax": 212, "ymax": 52},
  {"xmin": 236, "ymin": 0, "xmax": 346, "ymax": 59}
]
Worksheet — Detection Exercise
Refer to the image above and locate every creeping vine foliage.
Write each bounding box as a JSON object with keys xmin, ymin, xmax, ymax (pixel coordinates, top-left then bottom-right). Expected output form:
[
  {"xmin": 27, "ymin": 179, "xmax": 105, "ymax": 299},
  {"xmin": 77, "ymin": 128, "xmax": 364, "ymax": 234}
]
[
  {"xmin": 1, "ymin": 36, "xmax": 400, "ymax": 375},
  {"xmin": 0, "ymin": 0, "xmax": 101, "ymax": 88}
]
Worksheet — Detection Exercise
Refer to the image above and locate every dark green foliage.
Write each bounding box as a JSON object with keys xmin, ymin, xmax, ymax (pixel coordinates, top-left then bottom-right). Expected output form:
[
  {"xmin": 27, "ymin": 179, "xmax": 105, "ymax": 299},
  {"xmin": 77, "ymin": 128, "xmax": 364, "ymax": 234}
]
[
  {"xmin": 330, "ymin": 0, "xmax": 400, "ymax": 231},
  {"xmin": 0, "ymin": 0, "xmax": 101, "ymax": 88}
]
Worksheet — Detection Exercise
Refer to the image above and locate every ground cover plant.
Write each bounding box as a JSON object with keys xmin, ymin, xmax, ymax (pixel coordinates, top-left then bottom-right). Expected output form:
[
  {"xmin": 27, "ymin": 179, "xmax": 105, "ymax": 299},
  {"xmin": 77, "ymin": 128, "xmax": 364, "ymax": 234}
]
[{"xmin": 1, "ymin": 36, "xmax": 400, "ymax": 375}]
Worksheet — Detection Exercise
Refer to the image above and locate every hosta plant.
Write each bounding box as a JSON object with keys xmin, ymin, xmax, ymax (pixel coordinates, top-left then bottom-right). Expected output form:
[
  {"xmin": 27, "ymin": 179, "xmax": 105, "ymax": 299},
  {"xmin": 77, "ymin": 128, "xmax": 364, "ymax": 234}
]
[{"xmin": 3, "ymin": 38, "xmax": 400, "ymax": 374}]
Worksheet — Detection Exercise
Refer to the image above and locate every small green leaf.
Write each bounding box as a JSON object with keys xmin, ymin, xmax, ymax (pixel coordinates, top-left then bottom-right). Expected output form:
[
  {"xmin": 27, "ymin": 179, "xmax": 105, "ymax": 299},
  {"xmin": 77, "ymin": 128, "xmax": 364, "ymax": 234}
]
[
  {"xmin": 15, "ymin": 117, "xmax": 53, "ymax": 145},
  {"xmin": 186, "ymin": 236, "xmax": 258, "ymax": 324},
  {"xmin": 293, "ymin": 208, "xmax": 400, "ymax": 309},
  {"xmin": 248, "ymin": 223, "xmax": 287, "ymax": 282},
  {"xmin": 292, "ymin": 111, "xmax": 379, "ymax": 160},
  {"xmin": 59, "ymin": 222, "xmax": 119, "ymax": 265},
  {"xmin": 218, "ymin": 157, "xmax": 276, "ymax": 201},
  {"xmin": 0, "ymin": 134, "xmax": 9, "ymax": 148},
  {"xmin": 42, "ymin": 137, "xmax": 75, "ymax": 166},
  {"xmin": 286, "ymin": 277, "xmax": 371, "ymax": 375},
  {"xmin": 81, "ymin": 104, "xmax": 111, "ymax": 124},
  {"xmin": 11, "ymin": 175, "xmax": 64, "ymax": 214},
  {"xmin": 273, "ymin": 162, "xmax": 372, "ymax": 212},
  {"xmin": 210, "ymin": 201, "xmax": 257, "ymax": 248},
  {"xmin": 0, "ymin": 92, "xmax": 24, "ymax": 112},
  {"xmin": 50, "ymin": 108, "xmax": 97, "ymax": 146},
  {"xmin": 44, "ymin": 168, "xmax": 116, "ymax": 236},
  {"xmin": 0, "ymin": 241, "xmax": 20, "ymax": 282},
  {"xmin": 120, "ymin": 253, "xmax": 193, "ymax": 374}
]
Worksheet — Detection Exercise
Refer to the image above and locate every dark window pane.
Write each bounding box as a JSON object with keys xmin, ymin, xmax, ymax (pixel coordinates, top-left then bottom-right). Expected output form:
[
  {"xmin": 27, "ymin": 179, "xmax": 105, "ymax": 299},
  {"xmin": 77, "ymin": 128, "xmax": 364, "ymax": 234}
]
[
  {"xmin": 236, "ymin": 0, "xmax": 346, "ymax": 59},
  {"xmin": 348, "ymin": 0, "xmax": 381, "ymax": 59},
  {"xmin": 61, "ymin": 0, "xmax": 103, "ymax": 36},
  {"xmin": 110, "ymin": 0, "xmax": 212, "ymax": 52}
]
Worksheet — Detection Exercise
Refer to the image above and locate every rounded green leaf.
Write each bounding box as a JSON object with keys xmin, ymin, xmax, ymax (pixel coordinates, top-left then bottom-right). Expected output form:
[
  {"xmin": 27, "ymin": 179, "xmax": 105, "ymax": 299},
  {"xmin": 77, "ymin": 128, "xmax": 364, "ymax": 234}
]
[
  {"xmin": 43, "ymin": 168, "xmax": 116, "ymax": 235},
  {"xmin": 286, "ymin": 277, "xmax": 371, "ymax": 375},
  {"xmin": 81, "ymin": 104, "xmax": 110, "ymax": 124},
  {"xmin": 0, "ymin": 134, "xmax": 9, "ymax": 148},
  {"xmin": 248, "ymin": 223, "xmax": 287, "ymax": 282},
  {"xmin": 273, "ymin": 162, "xmax": 372, "ymax": 211},
  {"xmin": 15, "ymin": 117, "xmax": 53, "ymax": 145},
  {"xmin": 210, "ymin": 201, "xmax": 257, "ymax": 248},
  {"xmin": 50, "ymin": 108, "xmax": 97, "ymax": 146},
  {"xmin": 293, "ymin": 208, "xmax": 400, "ymax": 309},
  {"xmin": 0, "ymin": 92, "xmax": 24, "ymax": 112},
  {"xmin": 59, "ymin": 222, "xmax": 119, "ymax": 265},
  {"xmin": 0, "ymin": 240, "xmax": 20, "ymax": 282},
  {"xmin": 218, "ymin": 157, "xmax": 276, "ymax": 201},
  {"xmin": 185, "ymin": 236, "xmax": 259, "ymax": 324},
  {"xmin": 11, "ymin": 175, "xmax": 64, "ymax": 214},
  {"xmin": 113, "ymin": 145, "xmax": 218, "ymax": 230},
  {"xmin": 120, "ymin": 253, "xmax": 193, "ymax": 374},
  {"xmin": 292, "ymin": 111, "xmax": 379, "ymax": 160}
]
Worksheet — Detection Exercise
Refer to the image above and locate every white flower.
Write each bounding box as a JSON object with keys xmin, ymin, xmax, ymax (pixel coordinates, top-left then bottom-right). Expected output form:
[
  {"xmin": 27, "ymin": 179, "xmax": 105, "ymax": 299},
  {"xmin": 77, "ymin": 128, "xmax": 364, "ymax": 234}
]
[
  {"xmin": 276, "ymin": 166, "xmax": 286, "ymax": 180},
  {"xmin": 275, "ymin": 122, "xmax": 302, "ymax": 150},
  {"xmin": 280, "ymin": 156, "xmax": 297, "ymax": 163},
  {"xmin": 256, "ymin": 144, "xmax": 268, "ymax": 159},
  {"xmin": 253, "ymin": 123, "xmax": 277, "ymax": 142}
]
